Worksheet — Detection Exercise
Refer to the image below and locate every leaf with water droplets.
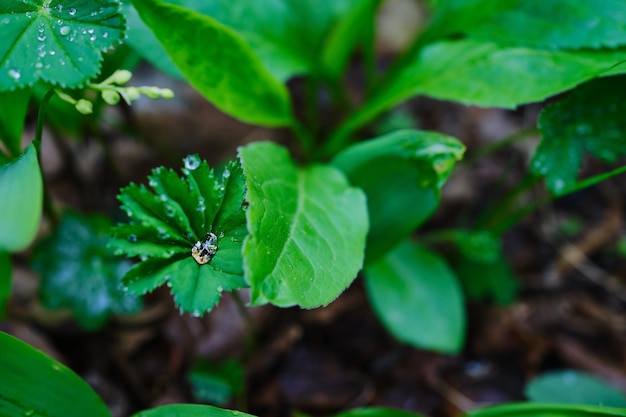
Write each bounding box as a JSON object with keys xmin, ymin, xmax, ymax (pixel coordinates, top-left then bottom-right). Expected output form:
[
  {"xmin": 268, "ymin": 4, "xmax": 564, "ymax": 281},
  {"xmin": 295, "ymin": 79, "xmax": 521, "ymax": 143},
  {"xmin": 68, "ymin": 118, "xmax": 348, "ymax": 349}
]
[
  {"xmin": 0, "ymin": 0, "xmax": 125, "ymax": 91},
  {"xmin": 531, "ymin": 75, "xmax": 626, "ymax": 195},
  {"xmin": 111, "ymin": 156, "xmax": 248, "ymax": 315},
  {"xmin": 31, "ymin": 211, "xmax": 141, "ymax": 331}
]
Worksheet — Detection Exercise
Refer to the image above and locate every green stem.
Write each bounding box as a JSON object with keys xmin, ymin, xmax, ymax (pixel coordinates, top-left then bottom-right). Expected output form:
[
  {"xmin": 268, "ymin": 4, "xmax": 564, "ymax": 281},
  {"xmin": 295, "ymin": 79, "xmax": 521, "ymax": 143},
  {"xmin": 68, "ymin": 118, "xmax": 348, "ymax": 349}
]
[
  {"xmin": 35, "ymin": 89, "xmax": 60, "ymax": 225},
  {"xmin": 290, "ymin": 119, "xmax": 315, "ymax": 158}
]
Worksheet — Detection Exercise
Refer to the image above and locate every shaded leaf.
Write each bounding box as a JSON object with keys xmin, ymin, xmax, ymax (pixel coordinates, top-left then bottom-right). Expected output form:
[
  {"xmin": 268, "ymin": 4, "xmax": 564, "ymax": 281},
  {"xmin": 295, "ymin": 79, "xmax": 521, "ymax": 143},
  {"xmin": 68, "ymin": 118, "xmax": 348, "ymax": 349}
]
[
  {"xmin": 32, "ymin": 211, "xmax": 141, "ymax": 330},
  {"xmin": 466, "ymin": 403, "xmax": 626, "ymax": 417},
  {"xmin": 0, "ymin": 0, "xmax": 126, "ymax": 90},
  {"xmin": 0, "ymin": 331, "xmax": 112, "ymax": 417},
  {"xmin": 531, "ymin": 75, "xmax": 626, "ymax": 195},
  {"xmin": 526, "ymin": 370, "xmax": 626, "ymax": 407},
  {"xmin": 0, "ymin": 88, "xmax": 30, "ymax": 156},
  {"xmin": 364, "ymin": 241, "xmax": 465, "ymax": 353},
  {"xmin": 334, "ymin": 408, "xmax": 428, "ymax": 417},
  {"xmin": 0, "ymin": 142, "xmax": 42, "ymax": 252},
  {"xmin": 131, "ymin": 404, "xmax": 256, "ymax": 417},
  {"xmin": 332, "ymin": 130, "xmax": 464, "ymax": 263},
  {"xmin": 188, "ymin": 359, "xmax": 244, "ymax": 406},
  {"xmin": 111, "ymin": 157, "xmax": 248, "ymax": 314},
  {"xmin": 240, "ymin": 141, "xmax": 368, "ymax": 308},
  {"xmin": 130, "ymin": 0, "xmax": 293, "ymax": 127},
  {"xmin": 0, "ymin": 251, "xmax": 10, "ymax": 319},
  {"xmin": 454, "ymin": 255, "xmax": 518, "ymax": 305}
]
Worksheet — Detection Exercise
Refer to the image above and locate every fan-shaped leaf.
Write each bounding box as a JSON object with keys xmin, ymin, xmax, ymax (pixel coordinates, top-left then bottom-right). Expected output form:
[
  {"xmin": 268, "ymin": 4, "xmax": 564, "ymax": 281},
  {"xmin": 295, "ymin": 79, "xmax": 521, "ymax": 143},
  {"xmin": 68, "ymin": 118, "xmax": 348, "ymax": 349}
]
[{"xmin": 0, "ymin": 0, "xmax": 126, "ymax": 91}]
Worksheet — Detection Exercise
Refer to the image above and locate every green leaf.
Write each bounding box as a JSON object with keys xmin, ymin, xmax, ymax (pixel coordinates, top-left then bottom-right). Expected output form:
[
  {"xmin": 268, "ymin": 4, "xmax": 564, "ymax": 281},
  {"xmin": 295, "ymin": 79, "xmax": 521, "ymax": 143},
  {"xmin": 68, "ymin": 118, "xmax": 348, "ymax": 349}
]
[
  {"xmin": 0, "ymin": 331, "xmax": 112, "ymax": 417},
  {"xmin": 111, "ymin": 156, "xmax": 248, "ymax": 315},
  {"xmin": 131, "ymin": 404, "xmax": 256, "ymax": 417},
  {"xmin": 526, "ymin": 370, "xmax": 626, "ymax": 407},
  {"xmin": 0, "ymin": 0, "xmax": 126, "ymax": 91},
  {"xmin": 0, "ymin": 142, "xmax": 42, "ymax": 252},
  {"xmin": 454, "ymin": 255, "xmax": 518, "ymax": 305},
  {"xmin": 0, "ymin": 89, "xmax": 30, "ymax": 156},
  {"xmin": 188, "ymin": 359, "xmax": 244, "ymax": 406},
  {"xmin": 130, "ymin": 0, "xmax": 293, "ymax": 127},
  {"xmin": 31, "ymin": 211, "xmax": 141, "ymax": 330},
  {"xmin": 466, "ymin": 403, "xmax": 626, "ymax": 417},
  {"xmin": 427, "ymin": 0, "xmax": 626, "ymax": 50},
  {"xmin": 332, "ymin": 130, "xmax": 465, "ymax": 263},
  {"xmin": 334, "ymin": 408, "xmax": 428, "ymax": 417},
  {"xmin": 531, "ymin": 75, "xmax": 626, "ymax": 195},
  {"xmin": 240, "ymin": 141, "xmax": 368, "ymax": 308},
  {"xmin": 0, "ymin": 251, "xmax": 10, "ymax": 319},
  {"xmin": 364, "ymin": 241, "xmax": 465, "ymax": 353}
]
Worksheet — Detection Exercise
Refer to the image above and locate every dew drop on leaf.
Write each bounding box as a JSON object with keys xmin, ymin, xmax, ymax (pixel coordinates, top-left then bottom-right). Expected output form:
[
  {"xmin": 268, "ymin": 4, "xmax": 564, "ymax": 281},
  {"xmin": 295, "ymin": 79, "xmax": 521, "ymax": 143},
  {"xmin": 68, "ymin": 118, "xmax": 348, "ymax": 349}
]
[
  {"xmin": 59, "ymin": 25, "xmax": 71, "ymax": 36},
  {"xmin": 128, "ymin": 234, "xmax": 137, "ymax": 242},
  {"xmin": 8, "ymin": 69, "xmax": 21, "ymax": 81},
  {"xmin": 183, "ymin": 155, "xmax": 201, "ymax": 170},
  {"xmin": 69, "ymin": 7, "xmax": 77, "ymax": 15},
  {"xmin": 38, "ymin": 34, "xmax": 46, "ymax": 41}
]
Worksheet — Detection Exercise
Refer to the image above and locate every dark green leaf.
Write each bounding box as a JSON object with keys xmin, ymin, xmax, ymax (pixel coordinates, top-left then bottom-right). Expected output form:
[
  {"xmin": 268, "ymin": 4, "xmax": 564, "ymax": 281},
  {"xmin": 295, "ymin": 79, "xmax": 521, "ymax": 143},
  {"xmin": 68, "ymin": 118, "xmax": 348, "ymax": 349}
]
[
  {"xmin": 364, "ymin": 241, "xmax": 465, "ymax": 353},
  {"xmin": 526, "ymin": 370, "xmax": 626, "ymax": 407},
  {"xmin": 0, "ymin": 0, "xmax": 126, "ymax": 90},
  {"xmin": 0, "ymin": 251, "xmax": 10, "ymax": 319},
  {"xmin": 188, "ymin": 359, "xmax": 244, "ymax": 406},
  {"xmin": 531, "ymin": 75, "xmax": 626, "ymax": 195},
  {"xmin": 0, "ymin": 89, "xmax": 30, "ymax": 156},
  {"xmin": 0, "ymin": 142, "xmax": 42, "ymax": 252},
  {"xmin": 334, "ymin": 408, "xmax": 428, "ymax": 417},
  {"xmin": 131, "ymin": 404, "xmax": 256, "ymax": 417},
  {"xmin": 427, "ymin": 0, "xmax": 626, "ymax": 50},
  {"xmin": 454, "ymin": 255, "xmax": 518, "ymax": 305},
  {"xmin": 240, "ymin": 141, "xmax": 368, "ymax": 308},
  {"xmin": 31, "ymin": 211, "xmax": 141, "ymax": 330},
  {"xmin": 332, "ymin": 130, "xmax": 464, "ymax": 263},
  {"xmin": 0, "ymin": 331, "xmax": 112, "ymax": 417},
  {"xmin": 112, "ymin": 157, "xmax": 248, "ymax": 315},
  {"xmin": 466, "ymin": 402, "xmax": 626, "ymax": 417},
  {"xmin": 130, "ymin": 0, "xmax": 293, "ymax": 127}
]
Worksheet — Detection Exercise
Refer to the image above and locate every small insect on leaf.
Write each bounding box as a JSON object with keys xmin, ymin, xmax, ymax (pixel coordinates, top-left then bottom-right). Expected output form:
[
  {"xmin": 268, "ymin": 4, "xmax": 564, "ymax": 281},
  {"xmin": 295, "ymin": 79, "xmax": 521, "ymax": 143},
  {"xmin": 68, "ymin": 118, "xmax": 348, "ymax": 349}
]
[{"xmin": 192, "ymin": 232, "xmax": 218, "ymax": 265}]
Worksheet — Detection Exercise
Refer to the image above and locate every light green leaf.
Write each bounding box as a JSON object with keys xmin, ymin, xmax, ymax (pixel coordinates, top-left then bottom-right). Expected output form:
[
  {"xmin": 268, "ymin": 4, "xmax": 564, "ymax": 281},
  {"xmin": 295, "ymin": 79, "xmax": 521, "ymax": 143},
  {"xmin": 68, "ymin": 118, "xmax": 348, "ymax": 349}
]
[
  {"xmin": 0, "ymin": 142, "xmax": 42, "ymax": 252},
  {"xmin": 531, "ymin": 75, "xmax": 626, "ymax": 195},
  {"xmin": 130, "ymin": 0, "xmax": 293, "ymax": 127},
  {"xmin": 334, "ymin": 408, "xmax": 428, "ymax": 417},
  {"xmin": 0, "ymin": 331, "xmax": 112, "ymax": 417},
  {"xmin": 0, "ymin": 0, "xmax": 126, "ymax": 91},
  {"xmin": 0, "ymin": 89, "xmax": 30, "ymax": 156},
  {"xmin": 466, "ymin": 403, "xmax": 626, "ymax": 417},
  {"xmin": 332, "ymin": 130, "xmax": 464, "ymax": 263},
  {"xmin": 31, "ymin": 211, "xmax": 141, "ymax": 331},
  {"xmin": 427, "ymin": 0, "xmax": 626, "ymax": 50},
  {"xmin": 364, "ymin": 241, "xmax": 465, "ymax": 353},
  {"xmin": 526, "ymin": 370, "xmax": 626, "ymax": 407},
  {"xmin": 111, "ymin": 157, "xmax": 248, "ymax": 314},
  {"xmin": 0, "ymin": 251, "xmax": 10, "ymax": 319},
  {"xmin": 240, "ymin": 141, "xmax": 368, "ymax": 308},
  {"xmin": 131, "ymin": 404, "xmax": 256, "ymax": 417}
]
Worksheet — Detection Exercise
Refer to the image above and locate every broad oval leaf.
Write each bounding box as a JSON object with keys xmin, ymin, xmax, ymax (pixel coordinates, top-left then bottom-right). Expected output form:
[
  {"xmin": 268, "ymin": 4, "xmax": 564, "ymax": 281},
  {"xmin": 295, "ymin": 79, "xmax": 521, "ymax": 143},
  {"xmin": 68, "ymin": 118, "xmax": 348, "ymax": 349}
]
[
  {"xmin": 31, "ymin": 211, "xmax": 141, "ymax": 330},
  {"xmin": 531, "ymin": 75, "xmax": 626, "ymax": 195},
  {"xmin": 0, "ymin": 0, "xmax": 126, "ymax": 90},
  {"xmin": 526, "ymin": 370, "xmax": 626, "ymax": 407},
  {"xmin": 332, "ymin": 129, "xmax": 465, "ymax": 263},
  {"xmin": 131, "ymin": 404, "xmax": 256, "ymax": 417},
  {"xmin": 0, "ymin": 142, "xmax": 43, "ymax": 252},
  {"xmin": 466, "ymin": 403, "xmax": 626, "ymax": 417},
  {"xmin": 0, "ymin": 251, "xmax": 10, "ymax": 319},
  {"xmin": 111, "ymin": 157, "xmax": 248, "ymax": 315},
  {"xmin": 240, "ymin": 141, "xmax": 368, "ymax": 308},
  {"xmin": 130, "ymin": 0, "xmax": 293, "ymax": 127},
  {"xmin": 364, "ymin": 240, "xmax": 465, "ymax": 353},
  {"xmin": 0, "ymin": 331, "xmax": 112, "ymax": 417}
]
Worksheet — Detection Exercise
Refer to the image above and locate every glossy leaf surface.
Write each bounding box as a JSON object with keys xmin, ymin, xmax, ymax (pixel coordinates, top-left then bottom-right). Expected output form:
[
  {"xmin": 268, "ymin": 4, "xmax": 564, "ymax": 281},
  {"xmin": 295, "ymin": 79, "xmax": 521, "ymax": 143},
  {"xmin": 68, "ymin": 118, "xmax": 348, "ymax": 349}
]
[
  {"xmin": 0, "ymin": 331, "xmax": 112, "ymax": 417},
  {"xmin": 0, "ymin": 142, "xmax": 42, "ymax": 252},
  {"xmin": 0, "ymin": 0, "xmax": 125, "ymax": 90},
  {"xmin": 131, "ymin": 404, "xmax": 256, "ymax": 417},
  {"xmin": 131, "ymin": 0, "xmax": 293, "ymax": 127},
  {"xmin": 240, "ymin": 141, "xmax": 368, "ymax": 308},
  {"xmin": 364, "ymin": 241, "xmax": 465, "ymax": 353},
  {"xmin": 466, "ymin": 403, "xmax": 626, "ymax": 417},
  {"xmin": 32, "ymin": 212, "xmax": 141, "ymax": 330},
  {"xmin": 334, "ymin": 408, "xmax": 428, "ymax": 417},
  {"xmin": 111, "ymin": 157, "xmax": 248, "ymax": 314}
]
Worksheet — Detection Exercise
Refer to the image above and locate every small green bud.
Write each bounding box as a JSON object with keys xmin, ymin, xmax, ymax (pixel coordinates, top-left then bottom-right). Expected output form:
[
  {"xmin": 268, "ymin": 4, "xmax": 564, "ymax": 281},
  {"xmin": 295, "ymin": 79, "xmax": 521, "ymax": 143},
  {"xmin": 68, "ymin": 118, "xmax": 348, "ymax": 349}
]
[
  {"xmin": 160, "ymin": 88, "xmax": 174, "ymax": 99},
  {"xmin": 102, "ymin": 90, "xmax": 121, "ymax": 105},
  {"xmin": 125, "ymin": 87, "xmax": 141, "ymax": 101},
  {"xmin": 75, "ymin": 99, "xmax": 93, "ymax": 114},
  {"xmin": 112, "ymin": 69, "xmax": 133, "ymax": 85},
  {"xmin": 140, "ymin": 86, "xmax": 161, "ymax": 99}
]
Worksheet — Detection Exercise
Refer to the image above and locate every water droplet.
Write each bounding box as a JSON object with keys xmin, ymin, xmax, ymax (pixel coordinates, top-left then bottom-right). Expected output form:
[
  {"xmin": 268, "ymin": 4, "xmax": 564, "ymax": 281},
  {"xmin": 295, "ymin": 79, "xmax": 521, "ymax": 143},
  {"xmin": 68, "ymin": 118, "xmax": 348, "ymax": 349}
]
[
  {"xmin": 8, "ymin": 69, "xmax": 21, "ymax": 81},
  {"xmin": 1, "ymin": 17, "xmax": 9, "ymax": 24},
  {"xmin": 102, "ymin": 32, "xmax": 108, "ymax": 38},
  {"xmin": 25, "ymin": 11, "xmax": 32, "ymax": 18},
  {"xmin": 128, "ymin": 234, "xmax": 137, "ymax": 242},
  {"xmin": 68, "ymin": 8, "xmax": 76, "ymax": 15},
  {"xmin": 49, "ymin": 50, "xmax": 56, "ymax": 55},
  {"xmin": 87, "ymin": 28, "xmax": 94, "ymax": 34},
  {"xmin": 165, "ymin": 206, "xmax": 175, "ymax": 217},
  {"xmin": 35, "ymin": 62, "xmax": 42, "ymax": 68},
  {"xmin": 38, "ymin": 26, "xmax": 44, "ymax": 33},
  {"xmin": 192, "ymin": 309, "xmax": 201, "ymax": 317},
  {"xmin": 159, "ymin": 194, "xmax": 167, "ymax": 202},
  {"xmin": 56, "ymin": 4, "xmax": 63, "ymax": 12},
  {"xmin": 52, "ymin": 363, "xmax": 61, "ymax": 371},
  {"xmin": 23, "ymin": 409, "xmax": 35, "ymax": 416},
  {"xmin": 38, "ymin": 34, "xmax": 46, "ymax": 41},
  {"xmin": 59, "ymin": 25, "xmax": 70, "ymax": 36},
  {"xmin": 218, "ymin": 232, "xmax": 225, "ymax": 238},
  {"xmin": 148, "ymin": 179, "xmax": 157, "ymax": 187},
  {"xmin": 223, "ymin": 169, "xmax": 231, "ymax": 178},
  {"xmin": 183, "ymin": 155, "xmax": 201, "ymax": 170},
  {"xmin": 89, "ymin": 35, "xmax": 96, "ymax": 41}
]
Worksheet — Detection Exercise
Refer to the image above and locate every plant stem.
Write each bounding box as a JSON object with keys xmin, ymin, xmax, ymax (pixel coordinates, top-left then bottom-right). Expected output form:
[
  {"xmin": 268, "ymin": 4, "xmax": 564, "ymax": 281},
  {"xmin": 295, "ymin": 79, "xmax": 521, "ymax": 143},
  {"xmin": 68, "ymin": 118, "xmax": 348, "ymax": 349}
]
[
  {"xmin": 35, "ymin": 89, "xmax": 61, "ymax": 225},
  {"xmin": 290, "ymin": 119, "xmax": 315, "ymax": 158}
]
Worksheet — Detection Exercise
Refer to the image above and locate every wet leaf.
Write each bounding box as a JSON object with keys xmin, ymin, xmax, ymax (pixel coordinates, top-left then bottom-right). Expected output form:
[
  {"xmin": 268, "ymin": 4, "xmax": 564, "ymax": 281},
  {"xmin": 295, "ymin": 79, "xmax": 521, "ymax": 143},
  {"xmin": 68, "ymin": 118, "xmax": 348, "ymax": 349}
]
[
  {"xmin": 0, "ymin": 331, "xmax": 112, "ymax": 417},
  {"xmin": 240, "ymin": 141, "xmax": 368, "ymax": 308},
  {"xmin": 364, "ymin": 241, "xmax": 465, "ymax": 353},
  {"xmin": 0, "ymin": 0, "xmax": 126, "ymax": 91},
  {"xmin": 111, "ymin": 157, "xmax": 248, "ymax": 315},
  {"xmin": 531, "ymin": 75, "xmax": 626, "ymax": 195},
  {"xmin": 32, "ymin": 211, "xmax": 141, "ymax": 330},
  {"xmin": 0, "ymin": 142, "xmax": 42, "ymax": 252}
]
